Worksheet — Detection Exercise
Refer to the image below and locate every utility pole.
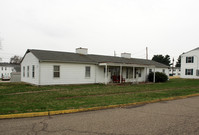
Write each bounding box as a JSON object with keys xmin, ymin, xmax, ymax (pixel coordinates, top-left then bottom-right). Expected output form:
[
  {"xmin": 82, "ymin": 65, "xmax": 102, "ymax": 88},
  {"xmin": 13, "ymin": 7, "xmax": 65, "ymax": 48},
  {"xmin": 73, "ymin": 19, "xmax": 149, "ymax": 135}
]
[{"xmin": 146, "ymin": 47, "xmax": 148, "ymax": 60}]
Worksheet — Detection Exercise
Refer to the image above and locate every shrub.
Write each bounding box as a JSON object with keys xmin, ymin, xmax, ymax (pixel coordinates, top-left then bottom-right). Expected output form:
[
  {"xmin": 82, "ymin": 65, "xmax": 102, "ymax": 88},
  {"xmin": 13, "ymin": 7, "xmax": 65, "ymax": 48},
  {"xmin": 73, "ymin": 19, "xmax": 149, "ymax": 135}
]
[{"xmin": 148, "ymin": 72, "xmax": 168, "ymax": 83}]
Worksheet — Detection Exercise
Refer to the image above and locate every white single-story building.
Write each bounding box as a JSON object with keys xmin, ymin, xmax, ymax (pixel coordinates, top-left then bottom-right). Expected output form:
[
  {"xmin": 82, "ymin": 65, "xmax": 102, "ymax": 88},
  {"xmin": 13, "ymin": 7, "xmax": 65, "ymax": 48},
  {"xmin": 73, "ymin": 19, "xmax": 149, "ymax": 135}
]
[
  {"xmin": 181, "ymin": 47, "xmax": 199, "ymax": 79},
  {"xmin": 21, "ymin": 48, "xmax": 169, "ymax": 85}
]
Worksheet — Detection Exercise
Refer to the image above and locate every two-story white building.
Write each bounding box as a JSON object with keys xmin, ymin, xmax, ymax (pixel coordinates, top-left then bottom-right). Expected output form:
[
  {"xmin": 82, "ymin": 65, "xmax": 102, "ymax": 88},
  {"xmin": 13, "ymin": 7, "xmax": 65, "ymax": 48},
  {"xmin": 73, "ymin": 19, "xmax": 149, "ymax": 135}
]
[
  {"xmin": 0, "ymin": 63, "xmax": 20, "ymax": 80},
  {"xmin": 181, "ymin": 47, "xmax": 199, "ymax": 79}
]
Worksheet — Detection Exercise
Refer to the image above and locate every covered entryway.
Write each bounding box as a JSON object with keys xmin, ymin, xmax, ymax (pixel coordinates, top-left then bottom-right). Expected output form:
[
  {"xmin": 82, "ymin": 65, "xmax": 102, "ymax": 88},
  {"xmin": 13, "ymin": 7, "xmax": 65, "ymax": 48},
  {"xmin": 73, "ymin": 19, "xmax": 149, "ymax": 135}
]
[{"xmin": 99, "ymin": 62, "xmax": 156, "ymax": 84}]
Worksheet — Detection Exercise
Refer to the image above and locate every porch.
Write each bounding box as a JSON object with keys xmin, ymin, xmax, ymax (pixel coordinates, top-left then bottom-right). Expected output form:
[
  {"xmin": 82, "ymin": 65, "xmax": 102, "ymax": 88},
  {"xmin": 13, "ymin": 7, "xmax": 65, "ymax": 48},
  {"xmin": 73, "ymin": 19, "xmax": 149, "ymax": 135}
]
[{"xmin": 99, "ymin": 62, "xmax": 156, "ymax": 84}]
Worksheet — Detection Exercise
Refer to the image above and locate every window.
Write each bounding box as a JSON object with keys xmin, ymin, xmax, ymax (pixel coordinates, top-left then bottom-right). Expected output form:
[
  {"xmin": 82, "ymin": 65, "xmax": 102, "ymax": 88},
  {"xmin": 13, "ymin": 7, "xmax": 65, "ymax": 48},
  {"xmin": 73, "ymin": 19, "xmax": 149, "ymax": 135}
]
[
  {"xmin": 149, "ymin": 69, "xmax": 152, "ymax": 73},
  {"xmin": 129, "ymin": 68, "xmax": 133, "ymax": 78},
  {"xmin": 1, "ymin": 67, "xmax": 3, "ymax": 70},
  {"xmin": 162, "ymin": 69, "xmax": 165, "ymax": 73},
  {"xmin": 138, "ymin": 69, "xmax": 142, "ymax": 77},
  {"xmin": 196, "ymin": 70, "xmax": 199, "ymax": 76},
  {"xmin": 126, "ymin": 68, "xmax": 129, "ymax": 79},
  {"xmin": 134, "ymin": 68, "xmax": 137, "ymax": 78},
  {"xmin": 32, "ymin": 65, "xmax": 35, "ymax": 78},
  {"xmin": 186, "ymin": 56, "xmax": 194, "ymax": 63},
  {"xmin": 53, "ymin": 65, "xmax": 60, "ymax": 78},
  {"xmin": 23, "ymin": 66, "xmax": 25, "ymax": 77},
  {"xmin": 27, "ymin": 66, "xmax": 29, "ymax": 77},
  {"xmin": 85, "ymin": 66, "xmax": 91, "ymax": 77},
  {"xmin": 185, "ymin": 69, "xmax": 193, "ymax": 75},
  {"xmin": 5, "ymin": 67, "xmax": 7, "ymax": 70}
]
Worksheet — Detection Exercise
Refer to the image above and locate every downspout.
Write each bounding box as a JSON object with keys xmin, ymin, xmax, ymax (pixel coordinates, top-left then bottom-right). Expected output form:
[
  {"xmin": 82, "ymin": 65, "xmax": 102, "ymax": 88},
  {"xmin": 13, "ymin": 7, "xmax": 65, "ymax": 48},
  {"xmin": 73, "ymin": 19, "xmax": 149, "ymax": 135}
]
[{"xmin": 38, "ymin": 61, "xmax": 41, "ymax": 86}]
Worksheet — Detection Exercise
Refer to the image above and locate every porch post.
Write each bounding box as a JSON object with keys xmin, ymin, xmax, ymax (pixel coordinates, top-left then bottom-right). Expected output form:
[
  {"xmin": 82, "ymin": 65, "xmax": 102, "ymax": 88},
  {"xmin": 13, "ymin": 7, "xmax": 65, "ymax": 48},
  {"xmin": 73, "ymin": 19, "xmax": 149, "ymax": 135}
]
[
  {"xmin": 105, "ymin": 64, "xmax": 108, "ymax": 84},
  {"xmin": 133, "ymin": 67, "xmax": 135, "ymax": 83},
  {"xmin": 145, "ymin": 67, "xmax": 147, "ymax": 82},
  {"xmin": 120, "ymin": 65, "xmax": 122, "ymax": 83},
  {"xmin": 153, "ymin": 67, "xmax": 156, "ymax": 83}
]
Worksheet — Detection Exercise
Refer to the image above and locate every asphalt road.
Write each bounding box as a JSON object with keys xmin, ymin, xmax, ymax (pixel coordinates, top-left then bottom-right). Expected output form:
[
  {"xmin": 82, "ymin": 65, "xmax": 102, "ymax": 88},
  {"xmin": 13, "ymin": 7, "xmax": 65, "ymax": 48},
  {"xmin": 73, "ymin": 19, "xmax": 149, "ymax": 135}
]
[{"xmin": 0, "ymin": 96, "xmax": 199, "ymax": 135}]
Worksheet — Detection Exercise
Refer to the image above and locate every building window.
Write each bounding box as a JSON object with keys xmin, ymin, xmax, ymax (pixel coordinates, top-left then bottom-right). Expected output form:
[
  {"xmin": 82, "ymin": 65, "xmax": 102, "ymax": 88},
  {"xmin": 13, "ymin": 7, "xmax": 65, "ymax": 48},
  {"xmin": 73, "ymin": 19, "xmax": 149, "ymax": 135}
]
[
  {"xmin": 129, "ymin": 68, "xmax": 133, "ymax": 78},
  {"xmin": 196, "ymin": 70, "xmax": 199, "ymax": 76},
  {"xmin": 126, "ymin": 68, "xmax": 129, "ymax": 79},
  {"xmin": 1, "ymin": 67, "xmax": 3, "ymax": 70},
  {"xmin": 27, "ymin": 66, "xmax": 29, "ymax": 77},
  {"xmin": 85, "ymin": 66, "xmax": 91, "ymax": 77},
  {"xmin": 138, "ymin": 69, "xmax": 142, "ymax": 77},
  {"xmin": 162, "ymin": 69, "xmax": 165, "ymax": 73},
  {"xmin": 185, "ymin": 69, "xmax": 193, "ymax": 75},
  {"xmin": 23, "ymin": 66, "xmax": 25, "ymax": 77},
  {"xmin": 53, "ymin": 65, "xmax": 60, "ymax": 78},
  {"xmin": 32, "ymin": 65, "xmax": 35, "ymax": 78},
  {"xmin": 149, "ymin": 69, "xmax": 152, "ymax": 73},
  {"xmin": 5, "ymin": 67, "xmax": 7, "ymax": 70},
  {"xmin": 186, "ymin": 56, "xmax": 194, "ymax": 63}
]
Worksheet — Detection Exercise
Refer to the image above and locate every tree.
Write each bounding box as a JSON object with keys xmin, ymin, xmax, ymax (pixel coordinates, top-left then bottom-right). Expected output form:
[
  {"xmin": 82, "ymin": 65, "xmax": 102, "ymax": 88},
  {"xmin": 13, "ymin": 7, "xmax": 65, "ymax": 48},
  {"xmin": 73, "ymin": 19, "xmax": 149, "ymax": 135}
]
[
  {"xmin": 175, "ymin": 55, "xmax": 181, "ymax": 67},
  {"xmin": 10, "ymin": 55, "xmax": 22, "ymax": 64},
  {"xmin": 152, "ymin": 54, "xmax": 171, "ymax": 66}
]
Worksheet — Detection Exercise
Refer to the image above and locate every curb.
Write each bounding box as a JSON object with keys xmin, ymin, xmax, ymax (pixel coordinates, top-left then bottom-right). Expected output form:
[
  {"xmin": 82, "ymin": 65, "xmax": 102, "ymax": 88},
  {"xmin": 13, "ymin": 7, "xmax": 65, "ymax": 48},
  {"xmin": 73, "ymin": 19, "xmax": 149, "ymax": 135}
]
[{"xmin": 1, "ymin": 93, "xmax": 199, "ymax": 119}]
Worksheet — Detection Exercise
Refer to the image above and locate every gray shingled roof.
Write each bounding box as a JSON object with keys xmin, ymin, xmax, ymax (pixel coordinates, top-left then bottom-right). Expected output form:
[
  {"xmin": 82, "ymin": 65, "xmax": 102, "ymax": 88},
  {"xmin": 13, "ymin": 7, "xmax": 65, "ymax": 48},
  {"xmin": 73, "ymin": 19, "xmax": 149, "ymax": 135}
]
[
  {"xmin": 0, "ymin": 63, "xmax": 21, "ymax": 72},
  {"xmin": 25, "ymin": 49, "xmax": 168, "ymax": 68}
]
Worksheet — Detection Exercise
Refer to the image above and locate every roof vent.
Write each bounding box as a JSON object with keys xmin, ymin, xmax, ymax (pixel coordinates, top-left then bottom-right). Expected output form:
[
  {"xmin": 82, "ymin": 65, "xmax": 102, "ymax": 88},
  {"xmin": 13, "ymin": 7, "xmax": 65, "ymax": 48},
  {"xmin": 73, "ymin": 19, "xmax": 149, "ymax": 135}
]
[
  {"xmin": 121, "ymin": 53, "xmax": 131, "ymax": 58},
  {"xmin": 76, "ymin": 47, "xmax": 88, "ymax": 55}
]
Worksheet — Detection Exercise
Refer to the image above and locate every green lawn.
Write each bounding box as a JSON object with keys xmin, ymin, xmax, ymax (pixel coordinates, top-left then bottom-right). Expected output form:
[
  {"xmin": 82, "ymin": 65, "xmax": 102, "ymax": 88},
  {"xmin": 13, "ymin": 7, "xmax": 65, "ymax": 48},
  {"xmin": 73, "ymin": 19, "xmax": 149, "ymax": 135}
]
[{"xmin": 0, "ymin": 78, "xmax": 199, "ymax": 115}]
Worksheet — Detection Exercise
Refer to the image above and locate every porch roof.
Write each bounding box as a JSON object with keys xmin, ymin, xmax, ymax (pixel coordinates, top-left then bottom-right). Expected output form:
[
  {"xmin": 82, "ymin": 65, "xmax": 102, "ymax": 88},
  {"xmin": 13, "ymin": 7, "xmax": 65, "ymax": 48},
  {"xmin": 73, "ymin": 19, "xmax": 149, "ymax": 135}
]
[{"xmin": 99, "ymin": 62, "xmax": 155, "ymax": 68}]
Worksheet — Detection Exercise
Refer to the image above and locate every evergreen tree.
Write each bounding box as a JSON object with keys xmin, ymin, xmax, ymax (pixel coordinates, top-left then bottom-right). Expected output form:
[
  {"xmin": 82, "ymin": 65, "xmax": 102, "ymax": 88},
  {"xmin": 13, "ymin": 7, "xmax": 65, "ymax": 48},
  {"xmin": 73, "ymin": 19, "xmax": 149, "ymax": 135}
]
[
  {"xmin": 175, "ymin": 55, "xmax": 181, "ymax": 67},
  {"xmin": 152, "ymin": 54, "xmax": 171, "ymax": 66}
]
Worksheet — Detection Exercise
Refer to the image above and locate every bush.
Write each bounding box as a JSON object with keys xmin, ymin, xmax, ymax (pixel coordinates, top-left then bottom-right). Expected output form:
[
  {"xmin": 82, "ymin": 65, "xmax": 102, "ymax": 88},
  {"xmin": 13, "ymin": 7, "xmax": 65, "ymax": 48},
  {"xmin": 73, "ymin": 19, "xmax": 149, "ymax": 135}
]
[{"xmin": 148, "ymin": 72, "xmax": 168, "ymax": 83}]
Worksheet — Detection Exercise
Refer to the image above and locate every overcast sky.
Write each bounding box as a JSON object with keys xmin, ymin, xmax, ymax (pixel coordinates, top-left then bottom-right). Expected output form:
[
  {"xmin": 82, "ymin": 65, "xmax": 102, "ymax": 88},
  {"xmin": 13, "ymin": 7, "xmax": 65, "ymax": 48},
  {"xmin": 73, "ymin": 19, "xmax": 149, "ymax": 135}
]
[{"xmin": 0, "ymin": 0, "xmax": 199, "ymax": 63}]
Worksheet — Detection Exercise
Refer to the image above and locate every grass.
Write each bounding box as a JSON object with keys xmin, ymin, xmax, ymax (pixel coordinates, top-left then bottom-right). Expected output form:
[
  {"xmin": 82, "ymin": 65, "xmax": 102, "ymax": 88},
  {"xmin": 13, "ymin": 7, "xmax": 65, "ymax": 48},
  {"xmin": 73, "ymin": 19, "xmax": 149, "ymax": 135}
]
[{"xmin": 0, "ymin": 78, "xmax": 199, "ymax": 115}]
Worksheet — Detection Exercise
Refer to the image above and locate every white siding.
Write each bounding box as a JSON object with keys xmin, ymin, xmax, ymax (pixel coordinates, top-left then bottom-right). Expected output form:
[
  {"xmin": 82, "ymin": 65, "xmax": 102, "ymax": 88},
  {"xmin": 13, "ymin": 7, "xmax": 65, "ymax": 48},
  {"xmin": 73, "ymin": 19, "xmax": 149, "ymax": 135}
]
[
  {"xmin": 96, "ymin": 66, "xmax": 106, "ymax": 83},
  {"xmin": 21, "ymin": 52, "xmax": 39, "ymax": 85},
  {"xmin": 39, "ymin": 62, "xmax": 98, "ymax": 85},
  {"xmin": 0, "ymin": 66, "xmax": 14, "ymax": 79},
  {"xmin": 181, "ymin": 49, "xmax": 199, "ymax": 79}
]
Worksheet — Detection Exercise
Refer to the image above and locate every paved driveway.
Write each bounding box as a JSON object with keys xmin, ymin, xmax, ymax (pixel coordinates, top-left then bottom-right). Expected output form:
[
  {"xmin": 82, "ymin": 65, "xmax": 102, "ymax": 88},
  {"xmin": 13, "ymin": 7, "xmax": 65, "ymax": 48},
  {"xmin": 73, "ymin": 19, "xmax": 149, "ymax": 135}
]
[{"xmin": 0, "ymin": 96, "xmax": 199, "ymax": 135}]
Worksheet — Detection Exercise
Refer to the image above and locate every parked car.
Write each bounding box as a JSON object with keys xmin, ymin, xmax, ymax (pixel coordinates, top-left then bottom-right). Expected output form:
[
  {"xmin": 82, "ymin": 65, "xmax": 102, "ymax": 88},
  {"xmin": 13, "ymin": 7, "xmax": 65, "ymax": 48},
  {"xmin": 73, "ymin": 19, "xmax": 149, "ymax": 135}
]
[{"xmin": 2, "ymin": 75, "xmax": 11, "ymax": 81}]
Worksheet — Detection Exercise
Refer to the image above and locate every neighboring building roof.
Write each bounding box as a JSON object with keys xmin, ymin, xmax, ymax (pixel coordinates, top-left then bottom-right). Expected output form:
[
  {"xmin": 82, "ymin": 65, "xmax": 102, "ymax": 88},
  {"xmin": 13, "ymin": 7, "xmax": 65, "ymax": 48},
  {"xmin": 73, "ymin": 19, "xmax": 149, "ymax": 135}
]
[
  {"xmin": 182, "ymin": 47, "xmax": 199, "ymax": 55},
  {"xmin": 24, "ymin": 49, "xmax": 169, "ymax": 68},
  {"xmin": 0, "ymin": 63, "xmax": 21, "ymax": 72}
]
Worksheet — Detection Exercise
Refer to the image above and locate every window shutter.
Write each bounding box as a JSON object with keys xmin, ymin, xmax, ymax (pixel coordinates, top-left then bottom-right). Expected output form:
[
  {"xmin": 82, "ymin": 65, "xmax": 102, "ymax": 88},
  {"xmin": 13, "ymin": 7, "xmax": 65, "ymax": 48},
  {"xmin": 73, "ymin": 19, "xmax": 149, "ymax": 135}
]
[
  {"xmin": 192, "ymin": 56, "xmax": 194, "ymax": 63},
  {"xmin": 185, "ymin": 69, "xmax": 187, "ymax": 75},
  {"xmin": 191, "ymin": 69, "xmax": 193, "ymax": 75}
]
